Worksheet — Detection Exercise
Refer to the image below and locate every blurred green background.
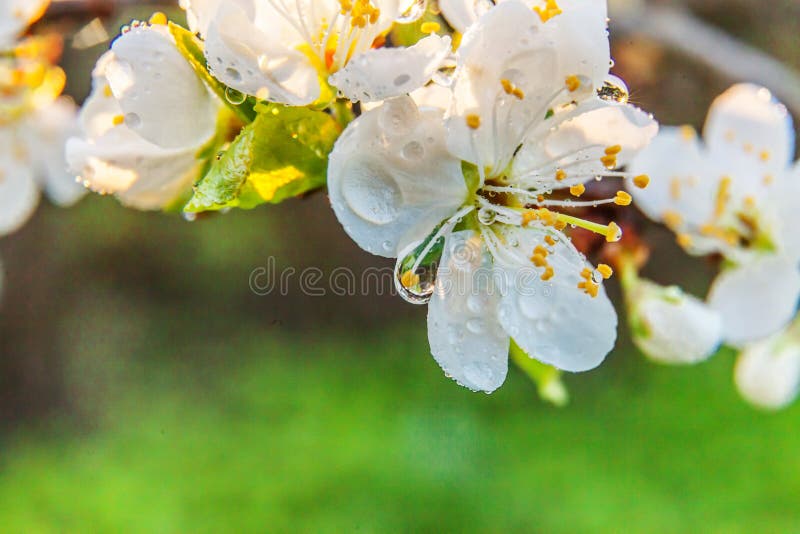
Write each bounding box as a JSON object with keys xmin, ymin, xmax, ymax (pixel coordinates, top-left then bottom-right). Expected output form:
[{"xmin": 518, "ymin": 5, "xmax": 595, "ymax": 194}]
[{"xmin": 1, "ymin": 0, "xmax": 799, "ymax": 531}]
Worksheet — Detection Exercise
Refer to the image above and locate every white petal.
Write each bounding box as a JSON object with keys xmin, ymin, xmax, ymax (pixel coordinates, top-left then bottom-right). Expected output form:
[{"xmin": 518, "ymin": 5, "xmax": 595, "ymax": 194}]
[
  {"xmin": 66, "ymin": 126, "xmax": 198, "ymax": 210},
  {"xmin": 0, "ymin": 0, "xmax": 47, "ymax": 47},
  {"xmin": 773, "ymin": 162, "xmax": 800, "ymax": 260},
  {"xmin": 21, "ymin": 98, "xmax": 87, "ymax": 206},
  {"xmin": 512, "ymin": 98, "xmax": 658, "ymax": 186},
  {"xmin": 735, "ymin": 332, "xmax": 800, "ymax": 410},
  {"xmin": 704, "ymin": 84, "xmax": 794, "ymax": 178},
  {"xmin": 446, "ymin": 0, "xmax": 610, "ymax": 172},
  {"xmin": 496, "ymin": 227, "xmax": 617, "ymax": 372},
  {"xmin": 328, "ymin": 96, "xmax": 467, "ymax": 257},
  {"xmin": 203, "ymin": 0, "xmax": 320, "ymax": 105},
  {"xmin": 708, "ymin": 256, "xmax": 800, "ymax": 346},
  {"xmin": 438, "ymin": 0, "xmax": 479, "ymax": 32},
  {"xmin": 329, "ymin": 34, "xmax": 451, "ymax": 103},
  {"xmin": 179, "ymin": 0, "xmax": 223, "ymax": 35},
  {"xmin": 0, "ymin": 143, "xmax": 39, "ymax": 236},
  {"xmin": 627, "ymin": 126, "xmax": 718, "ymax": 231},
  {"xmin": 106, "ymin": 25, "xmax": 218, "ymax": 150},
  {"xmin": 427, "ymin": 230, "xmax": 509, "ymax": 392},
  {"xmin": 630, "ymin": 280, "xmax": 722, "ymax": 365}
]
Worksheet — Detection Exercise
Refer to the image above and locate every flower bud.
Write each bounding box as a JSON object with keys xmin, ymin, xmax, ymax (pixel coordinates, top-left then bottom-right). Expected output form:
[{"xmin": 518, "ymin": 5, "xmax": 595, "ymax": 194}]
[{"xmin": 735, "ymin": 325, "xmax": 800, "ymax": 410}]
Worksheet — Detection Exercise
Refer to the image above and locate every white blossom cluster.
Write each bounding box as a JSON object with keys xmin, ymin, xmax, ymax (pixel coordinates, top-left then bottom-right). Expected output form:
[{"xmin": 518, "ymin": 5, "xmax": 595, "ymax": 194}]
[{"xmin": 1, "ymin": 0, "xmax": 798, "ymax": 409}]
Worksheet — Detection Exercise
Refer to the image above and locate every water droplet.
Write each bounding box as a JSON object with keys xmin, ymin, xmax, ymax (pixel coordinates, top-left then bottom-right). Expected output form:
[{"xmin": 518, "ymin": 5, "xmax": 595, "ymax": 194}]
[
  {"xmin": 225, "ymin": 67, "xmax": 242, "ymax": 83},
  {"xmin": 597, "ymin": 76, "xmax": 629, "ymax": 104},
  {"xmin": 378, "ymin": 97, "xmax": 419, "ymax": 136},
  {"xmin": 393, "ymin": 73, "xmax": 411, "ymax": 87},
  {"xmin": 225, "ymin": 87, "xmax": 246, "ymax": 105},
  {"xmin": 477, "ymin": 207, "xmax": 496, "ymax": 225},
  {"xmin": 467, "ymin": 295, "xmax": 484, "ymax": 314},
  {"xmin": 401, "ymin": 140, "xmax": 425, "ymax": 160},
  {"xmin": 182, "ymin": 212, "xmax": 197, "ymax": 222},
  {"xmin": 124, "ymin": 112, "xmax": 141, "ymax": 128},
  {"xmin": 394, "ymin": 227, "xmax": 445, "ymax": 304},
  {"xmin": 466, "ymin": 318, "xmax": 486, "ymax": 334},
  {"xmin": 382, "ymin": 240, "xmax": 393, "ymax": 252},
  {"xmin": 396, "ymin": 0, "xmax": 427, "ymax": 23}
]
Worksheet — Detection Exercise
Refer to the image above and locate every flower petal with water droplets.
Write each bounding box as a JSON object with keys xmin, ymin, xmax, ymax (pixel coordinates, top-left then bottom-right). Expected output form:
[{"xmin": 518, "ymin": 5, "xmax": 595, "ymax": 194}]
[{"xmin": 427, "ymin": 230, "xmax": 509, "ymax": 392}]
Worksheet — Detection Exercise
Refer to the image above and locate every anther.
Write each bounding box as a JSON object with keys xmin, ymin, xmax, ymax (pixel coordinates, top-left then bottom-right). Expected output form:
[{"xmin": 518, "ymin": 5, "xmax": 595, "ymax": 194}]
[
  {"xmin": 555, "ymin": 169, "xmax": 566, "ymax": 181},
  {"xmin": 148, "ymin": 12, "xmax": 168, "ymax": 25},
  {"xmin": 597, "ymin": 264, "xmax": 613, "ymax": 279},
  {"xmin": 466, "ymin": 114, "xmax": 481, "ymax": 129},
  {"xmin": 614, "ymin": 191, "xmax": 632, "ymax": 206},
  {"xmin": 633, "ymin": 174, "xmax": 650, "ymax": 189},
  {"xmin": 420, "ymin": 22, "xmax": 440, "ymax": 34},
  {"xmin": 112, "ymin": 114, "xmax": 125, "ymax": 126},
  {"xmin": 565, "ymin": 74, "xmax": 581, "ymax": 92},
  {"xmin": 569, "ymin": 183, "xmax": 585, "ymax": 197}
]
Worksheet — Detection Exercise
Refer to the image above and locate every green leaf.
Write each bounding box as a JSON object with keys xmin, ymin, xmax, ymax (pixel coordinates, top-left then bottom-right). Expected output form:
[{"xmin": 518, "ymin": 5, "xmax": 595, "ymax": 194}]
[
  {"xmin": 509, "ymin": 340, "xmax": 569, "ymax": 407},
  {"xmin": 184, "ymin": 104, "xmax": 341, "ymax": 212},
  {"xmin": 168, "ymin": 22, "xmax": 257, "ymax": 124}
]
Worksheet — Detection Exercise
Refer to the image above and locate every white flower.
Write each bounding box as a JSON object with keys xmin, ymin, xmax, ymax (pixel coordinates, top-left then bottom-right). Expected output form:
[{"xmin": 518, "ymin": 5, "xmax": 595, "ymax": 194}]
[
  {"xmin": 629, "ymin": 84, "xmax": 800, "ymax": 346},
  {"xmin": 734, "ymin": 319, "xmax": 800, "ymax": 410},
  {"xmin": 0, "ymin": 0, "xmax": 49, "ymax": 49},
  {"xmin": 439, "ymin": 0, "xmax": 580, "ymax": 33},
  {"xmin": 66, "ymin": 21, "xmax": 221, "ymax": 210},
  {"xmin": 182, "ymin": 0, "xmax": 451, "ymax": 104},
  {"xmin": 327, "ymin": 0, "xmax": 657, "ymax": 391},
  {"xmin": 625, "ymin": 277, "xmax": 722, "ymax": 365}
]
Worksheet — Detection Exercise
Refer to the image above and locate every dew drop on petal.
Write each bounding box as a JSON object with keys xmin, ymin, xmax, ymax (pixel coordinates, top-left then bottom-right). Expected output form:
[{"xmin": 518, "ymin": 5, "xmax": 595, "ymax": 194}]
[
  {"xmin": 225, "ymin": 87, "xmax": 246, "ymax": 105},
  {"xmin": 225, "ymin": 67, "xmax": 242, "ymax": 83},
  {"xmin": 466, "ymin": 318, "xmax": 486, "ymax": 335},
  {"xmin": 124, "ymin": 112, "xmax": 141, "ymax": 129},
  {"xmin": 477, "ymin": 207, "xmax": 496, "ymax": 226},
  {"xmin": 401, "ymin": 140, "xmax": 425, "ymax": 160}
]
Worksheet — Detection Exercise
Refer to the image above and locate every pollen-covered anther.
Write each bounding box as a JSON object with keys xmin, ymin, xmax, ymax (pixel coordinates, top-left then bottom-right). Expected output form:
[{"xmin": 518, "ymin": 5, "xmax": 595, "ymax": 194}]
[
  {"xmin": 466, "ymin": 114, "xmax": 481, "ymax": 129},
  {"xmin": 534, "ymin": 0, "xmax": 562, "ymax": 22},
  {"xmin": 677, "ymin": 233, "xmax": 693, "ymax": 248},
  {"xmin": 597, "ymin": 264, "xmax": 613, "ymax": 279},
  {"xmin": 633, "ymin": 174, "xmax": 650, "ymax": 189},
  {"xmin": 614, "ymin": 191, "xmax": 632, "ymax": 206},
  {"xmin": 714, "ymin": 176, "xmax": 732, "ymax": 218},
  {"xmin": 521, "ymin": 210, "xmax": 538, "ymax": 226},
  {"xmin": 604, "ymin": 145, "xmax": 622, "ymax": 156},
  {"xmin": 605, "ymin": 221, "xmax": 622, "ymax": 242},
  {"xmin": 600, "ymin": 154, "xmax": 617, "ymax": 169},
  {"xmin": 680, "ymin": 125, "xmax": 695, "ymax": 141},
  {"xmin": 540, "ymin": 266, "xmax": 555, "ymax": 281},
  {"xmin": 148, "ymin": 12, "xmax": 168, "ymax": 25},
  {"xmin": 544, "ymin": 235, "xmax": 556, "ymax": 246},
  {"xmin": 578, "ymin": 269, "xmax": 599, "ymax": 298},
  {"xmin": 759, "ymin": 150, "xmax": 770, "ymax": 162},
  {"xmin": 420, "ymin": 22, "xmax": 441, "ymax": 34},
  {"xmin": 500, "ymin": 78, "xmax": 524, "ymax": 100},
  {"xmin": 103, "ymin": 84, "xmax": 113, "ymax": 98},
  {"xmin": 569, "ymin": 183, "xmax": 585, "ymax": 197},
  {"xmin": 662, "ymin": 210, "xmax": 683, "ymax": 230},
  {"xmin": 112, "ymin": 114, "xmax": 125, "ymax": 126},
  {"xmin": 531, "ymin": 253, "xmax": 548, "ymax": 267},
  {"xmin": 565, "ymin": 74, "xmax": 581, "ymax": 92},
  {"xmin": 555, "ymin": 169, "xmax": 566, "ymax": 181}
]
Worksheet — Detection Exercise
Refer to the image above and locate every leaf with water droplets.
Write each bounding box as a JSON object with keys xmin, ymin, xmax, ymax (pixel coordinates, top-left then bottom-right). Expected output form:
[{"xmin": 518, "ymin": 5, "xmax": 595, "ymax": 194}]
[{"xmin": 185, "ymin": 104, "xmax": 341, "ymax": 212}]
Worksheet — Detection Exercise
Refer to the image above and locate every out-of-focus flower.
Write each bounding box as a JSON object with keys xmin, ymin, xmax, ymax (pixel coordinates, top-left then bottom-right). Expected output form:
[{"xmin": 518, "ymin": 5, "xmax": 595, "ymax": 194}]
[
  {"xmin": 629, "ymin": 84, "xmax": 800, "ymax": 346},
  {"xmin": 0, "ymin": 0, "xmax": 49, "ymax": 48},
  {"xmin": 327, "ymin": 0, "xmax": 657, "ymax": 392},
  {"xmin": 66, "ymin": 20, "xmax": 221, "ymax": 210},
  {"xmin": 735, "ymin": 318, "xmax": 800, "ymax": 410},
  {"xmin": 0, "ymin": 0, "xmax": 85, "ymax": 237},
  {"xmin": 181, "ymin": 0, "xmax": 451, "ymax": 105},
  {"xmin": 623, "ymin": 273, "xmax": 722, "ymax": 365}
]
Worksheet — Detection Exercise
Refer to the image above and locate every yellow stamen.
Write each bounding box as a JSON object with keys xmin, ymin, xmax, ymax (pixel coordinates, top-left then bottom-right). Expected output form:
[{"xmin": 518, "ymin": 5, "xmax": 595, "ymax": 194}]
[
  {"xmin": 148, "ymin": 12, "xmax": 168, "ymax": 25},
  {"xmin": 112, "ymin": 114, "xmax": 125, "ymax": 126},
  {"xmin": 103, "ymin": 84, "xmax": 113, "ymax": 98},
  {"xmin": 597, "ymin": 264, "xmax": 613, "ymax": 279},
  {"xmin": 420, "ymin": 21, "xmax": 441, "ymax": 34},
  {"xmin": 605, "ymin": 145, "xmax": 622, "ymax": 156},
  {"xmin": 662, "ymin": 210, "xmax": 683, "ymax": 230},
  {"xmin": 759, "ymin": 150, "xmax": 770, "ymax": 162},
  {"xmin": 677, "ymin": 233, "xmax": 693, "ymax": 248},
  {"xmin": 600, "ymin": 154, "xmax": 617, "ymax": 169},
  {"xmin": 531, "ymin": 254, "xmax": 548, "ymax": 267},
  {"xmin": 680, "ymin": 125, "xmax": 696, "ymax": 141},
  {"xmin": 534, "ymin": 245, "xmax": 549, "ymax": 257},
  {"xmin": 670, "ymin": 177, "xmax": 682, "ymax": 200},
  {"xmin": 605, "ymin": 221, "xmax": 622, "ymax": 242},
  {"xmin": 544, "ymin": 235, "xmax": 556, "ymax": 246},
  {"xmin": 534, "ymin": 0, "xmax": 562, "ymax": 22},
  {"xmin": 466, "ymin": 114, "xmax": 481, "ymax": 129},
  {"xmin": 633, "ymin": 174, "xmax": 650, "ymax": 189},
  {"xmin": 565, "ymin": 74, "xmax": 581, "ymax": 92},
  {"xmin": 555, "ymin": 169, "xmax": 566, "ymax": 181},
  {"xmin": 614, "ymin": 191, "xmax": 632, "ymax": 206},
  {"xmin": 569, "ymin": 183, "xmax": 585, "ymax": 197},
  {"xmin": 714, "ymin": 176, "xmax": 732, "ymax": 218},
  {"xmin": 541, "ymin": 266, "xmax": 555, "ymax": 281}
]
